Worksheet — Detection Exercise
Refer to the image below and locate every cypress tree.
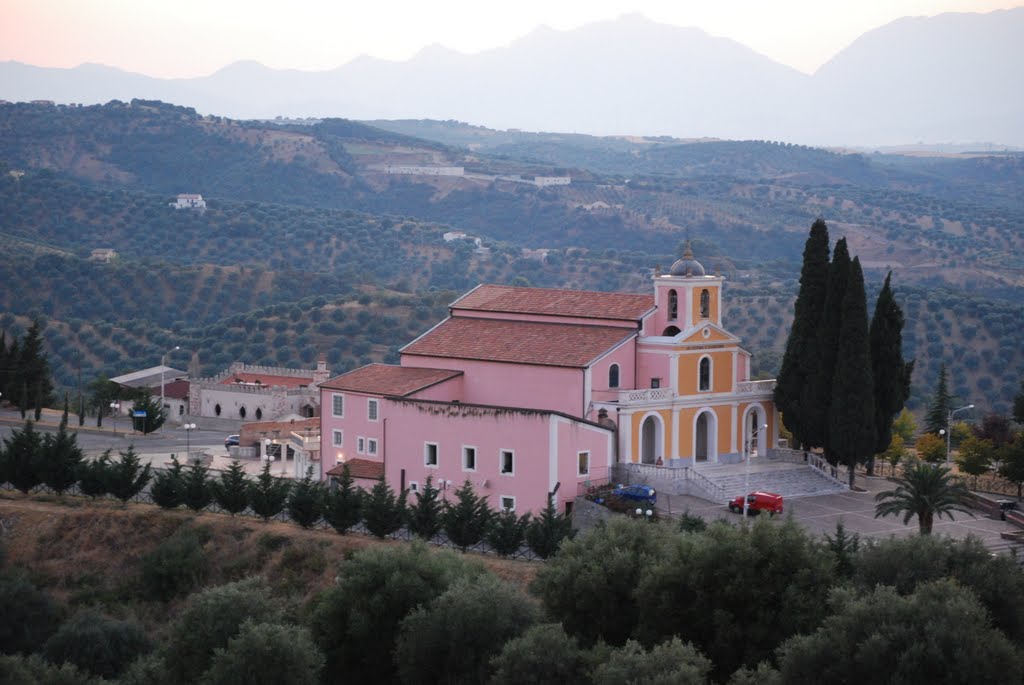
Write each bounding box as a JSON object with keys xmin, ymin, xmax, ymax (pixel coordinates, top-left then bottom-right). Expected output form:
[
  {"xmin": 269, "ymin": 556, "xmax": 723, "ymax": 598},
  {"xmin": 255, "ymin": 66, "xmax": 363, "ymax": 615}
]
[
  {"xmin": 869, "ymin": 272, "xmax": 915, "ymax": 462},
  {"xmin": 406, "ymin": 475, "xmax": 444, "ymax": 540},
  {"xmin": 212, "ymin": 460, "xmax": 250, "ymax": 515},
  {"xmin": 1, "ymin": 420, "xmax": 43, "ymax": 493},
  {"xmin": 38, "ymin": 423, "xmax": 84, "ymax": 495},
  {"xmin": 925, "ymin": 364, "xmax": 953, "ymax": 435},
  {"xmin": 362, "ymin": 479, "xmax": 406, "ymax": 538},
  {"xmin": 287, "ymin": 466, "xmax": 324, "ymax": 528},
  {"xmin": 182, "ymin": 458, "xmax": 214, "ymax": 511},
  {"xmin": 525, "ymin": 496, "xmax": 574, "ymax": 559},
  {"xmin": 107, "ymin": 446, "xmax": 152, "ymax": 504},
  {"xmin": 152, "ymin": 456, "xmax": 186, "ymax": 509},
  {"xmin": 1012, "ymin": 379, "xmax": 1024, "ymax": 425},
  {"xmin": 442, "ymin": 481, "xmax": 492, "ymax": 551},
  {"xmin": 19, "ymin": 320, "xmax": 54, "ymax": 412},
  {"xmin": 78, "ymin": 450, "xmax": 112, "ymax": 498},
  {"xmin": 774, "ymin": 219, "xmax": 831, "ymax": 448},
  {"xmin": 828, "ymin": 257, "xmax": 875, "ymax": 489},
  {"xmin": 248, "ymin": 462, "xmax": 291, "ymax": 522},
  {"xmin": 804, "ymin": 237, "xmax": 851, "ymax": 454},
  {"xmin": 323, "ymin": 465, "xmax": 362, "ymax": 534}
]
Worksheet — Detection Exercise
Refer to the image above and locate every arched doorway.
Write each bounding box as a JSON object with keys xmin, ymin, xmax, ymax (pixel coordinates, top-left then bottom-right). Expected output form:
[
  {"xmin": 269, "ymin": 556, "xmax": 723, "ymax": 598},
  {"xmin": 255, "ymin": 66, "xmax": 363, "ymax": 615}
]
[
  {"xmin": 743, "ymin": 405, "xmax": 768, "ymax": 459},
  {"xmin": 640, "ymin": 415, "xmax": 663, "ymax": 465},
  {"xmin": 694, "ymin": 410, "xmax": 717, "ymax": 463}
]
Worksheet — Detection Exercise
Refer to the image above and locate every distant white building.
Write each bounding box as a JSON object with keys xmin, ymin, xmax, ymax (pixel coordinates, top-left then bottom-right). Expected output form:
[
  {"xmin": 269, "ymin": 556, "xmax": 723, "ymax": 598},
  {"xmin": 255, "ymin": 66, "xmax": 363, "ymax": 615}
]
[
  {"xmin": 534, "ymin": 176, "xmax": 571, "ymax": 187},
  {"xmin": 386, "ymin": 166, "xmax": 464, "ymax": 177},
  {"xmin": 170, "ymin": 193, "xmax": 207, "ymax": 210},
  {"xmin": 443, "ymin": 231, "xmax": 468, "ymax": 242}
]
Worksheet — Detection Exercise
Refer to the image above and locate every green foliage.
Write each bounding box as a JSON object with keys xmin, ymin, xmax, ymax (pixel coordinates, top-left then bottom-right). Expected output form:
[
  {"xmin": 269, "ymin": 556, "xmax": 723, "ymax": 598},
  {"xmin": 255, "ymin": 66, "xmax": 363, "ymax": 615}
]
[
  {"xmin": 321, "ymin": 465, "xmax": 361, "ymax": 534},
  {"xmin": 914, "ymin": 433, "xmax": 946, "ymax": 463},
  {"xmin": 0, "ymin": 420, "xmax": 43, "ymax": 493},
  {"xmin": 76, "ymin": 451, "xmax": 111, "ymax": 498},
  {"xmin": 775, "ymin": 218, "xmax": 830, "ymax": 449},
  {"xmin": 37, "ymin": 424, "xmax": 84, "ymax": 495},
  {"xmin": 309, "ymin": 542, "xmax": 483, "ymax": 682},
  {"xmin": 633, "ymin": 519, "xmax": 835, "ymax": 679},
  {"xmin": 777, "ymin": 581, "xmax": 1024, "ymax": 682},
  {"xmin": 211, "ymin": 460, "xmax": 250, "ymax": 515},
  {"xmin": 823, "ymin": 521, "xmax": 860, "ymax": 579},
  {"xmin": 286, "ymin": 466, "xmax": 323, "ymax": 529},
  {"xmin": 105, "ymin": 446, "xmax": 152, "ymax": 503},
  {"xmin": 957, "ymin": 434, "xmax": 995, "ymax": 479},
  {"xmin": 361, "ymin": 479, "xmax": 405, "ymax": 538},
  {"xmin": 394, "ymin": 575, "xmax": 537, "ymax": 685},
  {"xmin": 533, "ymin": 517, "xmax": 673, "ymax": 647},
  {"xmin": 1014, "ymin": 379, "xmax": 1024, "ymax": 424},
  {"xmin": 678, "ymin": 510, "xmax": 708, "ymax": 533},
  {"xmin": 997, "ymin": 436, "xmax": 1024, "ymax": 499},
  {"xmin": 891, "ymin": 407, "xmax": 916, "ymax": 442},
  {"xmin": 163, "ymin": 577, "xmax": 284, "ymax": 683},
  {"xmin": 182, "ymin": 459, "xmax": 214, "ymax": 512},
  {"xmin": 151, "ymin": 456, "xmax": 185, "ymax": 509},
  {"xmin": 591, "ymin": 638, "xmax": 713, "ymax": 685},
  {"xmin": 42, "ymin": 609, "xmax": 153, "ymax": 680},
  {"xmin": 925, "ymin": 362, "xmax": 953, "ymax": 435},
  {"xmin": 200, "ymin": 621, "xmax": 324, "ymax": 685},
  {"xmin": 806, "ymin": 237, "xmax": 851, "ymax": 451},
  {"xmin": 852, "ymin": 534, "xmax": 1024, "ymax": 644},
  {"xmin": 441, "ymin": 480, "xmax": 492, "ymax": 551},
  {"xmin": 828, "ymin": 257, "xmax": 875, "ymax": 486},
  {"xmin": 139, "ymin": 527, "xmax": 209, "ymax": 602},
  {"xmin": 0, "ymin": 571, "xmax": 61, "ymax": 655},
  {"xmin": 0, "ymin": 654, "xmax": 94, "ymax": 685},
  {"xmin": 874, "ymin": 461, "xmax": 974, "ymax": 534},
  {"xmin": 129, "ymin": 391, "xmax": 165, "ymax": 434},
  {"xmin": 525, "ymin": 496, "xmax": 573, "ymax": 559},
  {"xmin": 880, "ymin": 434, "xmax": 907, "ymax": 467},
  {"xmin": 406, "ymin": 475, "xmax": 444, "ymax": 540},
  {"xmin": 247, "ymin": 462, "xmax": 290, "ymax": 522},
  {"xmin": 486, "ymin": 508, "xmax": 531, "ymax": 557},
  {"xmin": 489, "ymin": 623, "xmax": 591, "ymax": 685}
]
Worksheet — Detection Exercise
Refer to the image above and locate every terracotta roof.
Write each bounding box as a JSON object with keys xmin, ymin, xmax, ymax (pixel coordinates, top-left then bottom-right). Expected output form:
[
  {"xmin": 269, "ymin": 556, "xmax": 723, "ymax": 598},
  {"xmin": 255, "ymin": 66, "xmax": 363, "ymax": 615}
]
[
  {"xmin": 158, "ymin": 379, "xmax": 191, "ymax": 400},
  {"xmin": 452, "ymin": 284, "xmax": 654, "ymax": 322},
  {"xmin": 220, "ymin": 373, "xmax": 311, "ymax": 389},
  {"xmin": 402, "ymin": 317, "xmax": 635, "ymax": 368},
  {"xmin": 326, "ymin": 458, "xmax": 384, "ymax": 481},
  {"xmin": 319, "ymin": 364, "xmax": 462, "ymax": 396}
]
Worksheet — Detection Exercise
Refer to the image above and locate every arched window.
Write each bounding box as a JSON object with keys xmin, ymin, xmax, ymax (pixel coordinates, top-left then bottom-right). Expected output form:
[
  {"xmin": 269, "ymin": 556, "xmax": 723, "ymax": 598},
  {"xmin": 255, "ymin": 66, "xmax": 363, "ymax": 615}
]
[
  {"xmin": 700, "ymin": 289, "xmax": 710, "ymax": 318},
  {"xmin": 255, "ymin": 408, "xmax": 263, "ymax": 420},
  {"xmin": 214, "ymin": 404, "xmax": 222, "ymax": 417},
  {"xmin": 662, "ymin": 325, "xmax": 681, "ymax": 336},
  {"xmin": 668, "ymin": 289, "xmax": 678, "ymax": 320},
  {"xmin": 239, "ymin": 406, "xmax": 247, "ymax": 419},
  {"xmin": 699, "ymin": 357, "xmax": 711, "ymax": 391},
  {"xmin": 609, "ymin": 364, "xmax": 620, "ymax": 388}
]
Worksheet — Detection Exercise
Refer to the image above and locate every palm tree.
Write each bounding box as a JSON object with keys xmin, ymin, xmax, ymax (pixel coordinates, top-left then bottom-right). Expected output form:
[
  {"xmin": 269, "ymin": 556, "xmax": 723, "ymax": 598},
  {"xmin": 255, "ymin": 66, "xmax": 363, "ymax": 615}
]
[{"xmin": 874, "ymin": 461, "xmax": 975, "ymax": 535}]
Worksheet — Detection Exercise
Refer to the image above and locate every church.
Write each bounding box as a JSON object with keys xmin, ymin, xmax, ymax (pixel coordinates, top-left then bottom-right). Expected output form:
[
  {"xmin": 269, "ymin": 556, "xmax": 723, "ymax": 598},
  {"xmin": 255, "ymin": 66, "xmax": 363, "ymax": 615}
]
[{"xmin": 318, "ymin": 244, "xmax": 777, "ymax": 515}]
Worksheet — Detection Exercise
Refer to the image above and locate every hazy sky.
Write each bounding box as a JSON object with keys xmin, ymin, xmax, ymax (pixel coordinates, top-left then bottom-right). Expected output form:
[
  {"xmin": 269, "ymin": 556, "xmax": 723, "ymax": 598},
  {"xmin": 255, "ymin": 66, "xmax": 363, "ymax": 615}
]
[{"xmin": 3, "ymin": 0, "xmax": 1021, "ymax": 78}]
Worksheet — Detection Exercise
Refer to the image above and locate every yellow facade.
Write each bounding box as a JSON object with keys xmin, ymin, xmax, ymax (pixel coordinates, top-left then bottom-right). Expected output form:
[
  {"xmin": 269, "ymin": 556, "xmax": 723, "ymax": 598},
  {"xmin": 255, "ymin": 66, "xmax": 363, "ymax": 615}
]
[
  {"xmin": 676, "ymin": 349, "xmax": 734, "ymax": 394},
  {"xmin": 690, "ymin": 286, "xmax": 719, "ymax": 326}
]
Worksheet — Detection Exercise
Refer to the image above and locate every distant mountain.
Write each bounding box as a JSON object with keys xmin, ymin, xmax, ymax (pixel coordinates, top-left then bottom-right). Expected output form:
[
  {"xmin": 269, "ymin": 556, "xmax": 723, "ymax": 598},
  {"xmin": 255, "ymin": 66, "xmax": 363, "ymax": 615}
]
[{"xmin": 2, "ymin": 11, "xmax": 1021, "ymax": 146}]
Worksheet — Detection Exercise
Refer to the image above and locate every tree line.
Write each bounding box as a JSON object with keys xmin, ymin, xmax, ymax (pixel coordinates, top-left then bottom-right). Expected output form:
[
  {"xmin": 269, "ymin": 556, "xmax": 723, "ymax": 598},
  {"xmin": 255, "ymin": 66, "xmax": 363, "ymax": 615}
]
[
  {"xmin": 774, "ymin": 219, "xmax": 914, "ymax": 485},
  {"xmin": 0, "ymin": 321, "xmax": 54, "ymax": 419}
]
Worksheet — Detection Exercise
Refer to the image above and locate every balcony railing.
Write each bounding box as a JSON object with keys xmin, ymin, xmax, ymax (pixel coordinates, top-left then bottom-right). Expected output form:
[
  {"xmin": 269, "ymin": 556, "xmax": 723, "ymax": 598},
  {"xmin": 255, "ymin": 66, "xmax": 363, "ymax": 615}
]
[
  {"xmin": 618, "ymin": 388, "xmax": 674, "ymax": 403},
  {"xmin": 735, "ymin": 380, "xmax": 775, "ymax": 395}
]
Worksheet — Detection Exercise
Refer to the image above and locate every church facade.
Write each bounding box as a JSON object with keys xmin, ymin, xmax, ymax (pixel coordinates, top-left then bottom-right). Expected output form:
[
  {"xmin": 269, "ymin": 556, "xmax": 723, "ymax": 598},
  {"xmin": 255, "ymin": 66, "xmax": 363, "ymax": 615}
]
[{"xmin": 318, "ymin": 245, "xmax": 777, "ymax": 515}]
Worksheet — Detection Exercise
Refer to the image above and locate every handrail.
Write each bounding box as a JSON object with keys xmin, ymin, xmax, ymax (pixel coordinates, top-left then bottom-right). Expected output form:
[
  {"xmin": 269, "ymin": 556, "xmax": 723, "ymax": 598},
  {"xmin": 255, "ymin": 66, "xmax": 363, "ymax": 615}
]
[{"xmin": 768, "ymin": 448, "xmax": 847, "ymax": 488}]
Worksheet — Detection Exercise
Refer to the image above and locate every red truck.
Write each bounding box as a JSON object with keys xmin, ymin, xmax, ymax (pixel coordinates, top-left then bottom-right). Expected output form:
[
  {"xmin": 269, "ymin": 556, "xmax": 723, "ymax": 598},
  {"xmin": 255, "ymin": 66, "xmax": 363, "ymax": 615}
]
[{"xmin": 728, "ymin": 491, "xmax": 784, "ymax": 516}]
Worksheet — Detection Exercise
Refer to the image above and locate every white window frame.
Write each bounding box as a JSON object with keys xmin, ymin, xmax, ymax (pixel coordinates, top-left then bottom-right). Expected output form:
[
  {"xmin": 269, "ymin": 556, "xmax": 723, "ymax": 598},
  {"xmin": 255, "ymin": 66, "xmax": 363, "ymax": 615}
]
[
  {"xmin": 367, "ymin": 438, "xmax": 378, "ymax": 456},
  {"xmin": 332, "ymin": 429, "xmax": 344, "ymax": 447},
  {"xmin": 578, "ymin": 450, "xmax": 590, "ymax": 476},
  {"xmin": 408, "ymin": 481, "xmax": 419, "ymax": 494},
  {"xmin": 331, "ymin": 393, "xmax": 345, "ymax": 418},
  {"xmin": 500, "ymin": 495, "xmax": 516, "ymax": 512},
  {"xmin": 462, "ymin": 445, "xmax": 477, "ymax": 472},
  {"xmin": 698, "ymin": 355, "xmax": 713, "ymax": 392},
  {"xmin": 425, "ymin": 442, "xmax": 439, "ymax": 468},
  {"xmin": 357, "ymin": 436, "xmax": 365, "ymax": 454},
  {"xmin": 499, "ymin": 449, "xmax": 515, "ymax": 476},
  {"xmin": 367, "ymin": 398, "xmax": 379, "ymax": 422}
]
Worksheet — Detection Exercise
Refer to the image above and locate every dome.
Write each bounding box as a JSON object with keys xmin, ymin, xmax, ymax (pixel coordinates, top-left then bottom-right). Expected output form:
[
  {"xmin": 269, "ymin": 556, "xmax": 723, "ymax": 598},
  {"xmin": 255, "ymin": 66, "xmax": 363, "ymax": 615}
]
[{"xmin": 669, "ymin": 241, "xmax": 705, "ymax": 277}]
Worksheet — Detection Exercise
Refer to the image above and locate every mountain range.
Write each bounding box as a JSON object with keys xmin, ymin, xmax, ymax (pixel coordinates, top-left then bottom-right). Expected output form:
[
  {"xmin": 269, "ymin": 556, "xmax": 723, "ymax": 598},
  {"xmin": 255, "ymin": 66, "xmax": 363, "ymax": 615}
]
[{"xmin": 2, "ymin": 10, "xmax": 1023, "ymax": 146}]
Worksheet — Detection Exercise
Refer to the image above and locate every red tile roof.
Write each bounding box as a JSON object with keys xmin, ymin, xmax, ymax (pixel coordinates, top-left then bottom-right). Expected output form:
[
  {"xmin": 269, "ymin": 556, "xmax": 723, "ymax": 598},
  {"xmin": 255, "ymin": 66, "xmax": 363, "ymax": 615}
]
[
  {"xmin": 220, "ymin": 373, "xmax": 311, "ymax": 389},
  {"xmin": 319, "ymin": 364, "xmax": 462, "ymax": 396},
  {"xmin": 402, "ymin": 317, "xmax": 635, "ymax": 368},
  {"xmin": 326, "ymin": 458, "xmax": 384, "ymax": 481},
  {"xmin": 452, "ymin": 284, "xmax": 654, "ymax": 322},
  {"xmin": 157, "ymin": 379, "xmax": 190, "ymax": 400}
]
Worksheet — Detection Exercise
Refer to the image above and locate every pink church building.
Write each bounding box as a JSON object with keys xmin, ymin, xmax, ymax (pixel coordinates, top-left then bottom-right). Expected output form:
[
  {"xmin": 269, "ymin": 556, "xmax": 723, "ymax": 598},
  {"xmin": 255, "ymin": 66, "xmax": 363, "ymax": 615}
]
[{"xmin": 318, "ymin": 244, "xmax": 777, "ymax": 515}]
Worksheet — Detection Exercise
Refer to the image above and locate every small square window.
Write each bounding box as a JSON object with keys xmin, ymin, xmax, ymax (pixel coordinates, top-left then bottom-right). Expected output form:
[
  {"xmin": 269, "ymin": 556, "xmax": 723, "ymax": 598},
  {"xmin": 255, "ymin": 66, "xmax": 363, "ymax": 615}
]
[
  {"xmin": 409, "ymin": 481, "xmax": 419, "ymax": 493},
  {"xmin": 332, "ymin": 394, "xmax": 345, "ymax": 417},
  {"xmin": 463, "ymin": 446, "xmax": 477, "ymax": 471},
  {"xmin": 651, "ymin": 378, "xmax": 661, "ymax": 389},
  {"xmin": 500, "ymin": 450, "xmax": 514, "ymax": 475},
  {"xmin": 578, "ymin": 451, "xmax": 590, "ymax": 476},
  {"xmin": 425, "ymin": 442, "xmax": 438, "ymax": 467},
  {"xmin": 500, "ymin": 496, "xmax": 516, "ymax": 512},
  {"xmin": 357, "ymin": 437, "xmax": 365, "ymax": 454},
  {"xmin": 368, "ymin": 399, "xmax": 379, "ymax": 421},
  {"xmin": 332, "ymin": 430, "xmax": 344, "ymax": 447},
  {"xmin": 367, "ymin": 439, "xmax": 378, "ymax": 455}
]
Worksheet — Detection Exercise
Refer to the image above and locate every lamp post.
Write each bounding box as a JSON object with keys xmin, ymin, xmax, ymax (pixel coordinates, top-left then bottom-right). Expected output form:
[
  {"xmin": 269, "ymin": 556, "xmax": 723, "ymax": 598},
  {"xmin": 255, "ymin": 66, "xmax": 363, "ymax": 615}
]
[
  {"xmin": 110, "ymin": 401, "xmax": 120, "ymax": 435},
  {"xmin": 160, "ymin": 346, "xmax": 180, "ymax": 420},
  {"xmin": 184, "ymin": 423, "xmax": 196, "ymax": 461},
  {"xmin": 264, "ymin": 438, "xmax": 274, "ymax": 463},
  {"xmin": 946, "ymin": 404, "xmax": 974, "ymax": 466},
  {"xmin": 743, "ymin": 422, "xmax": 769, "ymax": 518}
]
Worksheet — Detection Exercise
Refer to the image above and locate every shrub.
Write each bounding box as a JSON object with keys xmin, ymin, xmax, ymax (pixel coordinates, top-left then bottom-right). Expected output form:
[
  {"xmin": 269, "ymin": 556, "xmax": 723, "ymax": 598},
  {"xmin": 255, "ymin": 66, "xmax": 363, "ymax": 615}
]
[
  {"xmin": 200, "ymin": 621, "xmax": 323, "ymax": 685},
  {"xmin": 43, "ymin": 609, "xmax": 153, "ymax": 679},
  {"xmin": 139, "ymin": 527, "xmax": 208, "ymax": 602},
  {"xmin": 0, "ymin": 571, "xmax": 61, "ymax": 655}
]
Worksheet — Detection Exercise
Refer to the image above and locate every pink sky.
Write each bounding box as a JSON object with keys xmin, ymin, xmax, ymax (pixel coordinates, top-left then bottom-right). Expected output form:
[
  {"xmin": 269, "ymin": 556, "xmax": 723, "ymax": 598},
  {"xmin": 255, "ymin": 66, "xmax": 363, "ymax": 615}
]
[{"xmin": 2, "ymin": 0, "xmax": 1021, "ymax": 78}]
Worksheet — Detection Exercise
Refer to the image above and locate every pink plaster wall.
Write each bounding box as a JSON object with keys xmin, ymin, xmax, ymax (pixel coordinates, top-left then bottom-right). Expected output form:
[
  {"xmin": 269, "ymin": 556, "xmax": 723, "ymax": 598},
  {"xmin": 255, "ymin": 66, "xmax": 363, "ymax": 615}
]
[
  {"xmin": 408, "ymin": 375, "xmax": 464, "ymax": 401},
  {"xmin": 555, "ymin": 417, "xmax": 615, "ymax": 507},
  {"xmin": 647, "ymin": 280, "xmax": 684, "ymax": 336},
  {"xmin": 636, "ymin": 348, "xmax": 671, "ymax": 390},
  {"xmin": 319, "ymin": 388, "xmax": 385, "ymax": 470},
  {"xmin": 587, "ymin": 338, "xmax": 637, "ymax": 407},
  {"xmin": 401, "ymin": 355, "xmax": 585, "ymax": 416}
]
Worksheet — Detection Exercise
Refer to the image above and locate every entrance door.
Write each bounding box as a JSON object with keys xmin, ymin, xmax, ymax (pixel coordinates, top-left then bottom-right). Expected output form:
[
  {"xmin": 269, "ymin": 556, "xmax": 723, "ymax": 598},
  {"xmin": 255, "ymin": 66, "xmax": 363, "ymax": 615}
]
[
  {"xmin": 695, "ymin": 413, "xmax": 709, "ymax": 462},
  {"xmin": 641, "ymin": 416, "xmax": 660, "ymax": 464}
]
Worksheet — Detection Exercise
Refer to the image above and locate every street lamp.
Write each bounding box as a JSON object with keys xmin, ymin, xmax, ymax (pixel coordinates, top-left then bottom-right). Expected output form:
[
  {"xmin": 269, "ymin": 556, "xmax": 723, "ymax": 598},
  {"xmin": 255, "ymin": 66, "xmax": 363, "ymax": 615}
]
[
  {"xmin": 110, "ymin": 401, "xmax": 120, "ymax": 434},
  {"xmin": 184, "ymin": 423, "xmax": 196, "ymax": 460},
  {"xmin": 744, "ymin": 422, "xmax": 769, "ymax": 518},
  {"xmin": 263, "ymin": 438, "xmax": 274, "ymax": 463},
  {"xmin": 946, "ymin": 404, "xmax": 974, "ymax": 465},
  {"xmin": 160, "ymin": 346, "xmax": 180, "ymax": 420}
]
